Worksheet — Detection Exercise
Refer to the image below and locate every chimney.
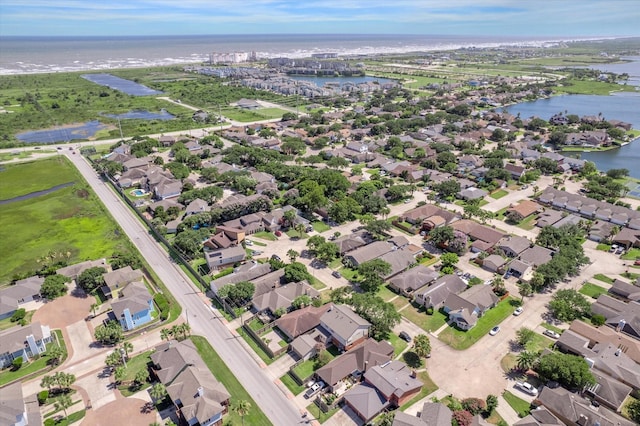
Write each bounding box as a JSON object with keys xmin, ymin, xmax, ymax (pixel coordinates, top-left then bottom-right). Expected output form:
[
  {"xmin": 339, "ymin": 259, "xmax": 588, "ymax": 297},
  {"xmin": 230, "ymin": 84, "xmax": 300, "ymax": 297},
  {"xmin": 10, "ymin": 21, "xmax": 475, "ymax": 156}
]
[
  {"xmin": 197, "ymin": 386, "xmax": 204, "ymax": 397},
  {"xmin": 364, "ymin": 361, "xmax": 368, "ymax": 373}
]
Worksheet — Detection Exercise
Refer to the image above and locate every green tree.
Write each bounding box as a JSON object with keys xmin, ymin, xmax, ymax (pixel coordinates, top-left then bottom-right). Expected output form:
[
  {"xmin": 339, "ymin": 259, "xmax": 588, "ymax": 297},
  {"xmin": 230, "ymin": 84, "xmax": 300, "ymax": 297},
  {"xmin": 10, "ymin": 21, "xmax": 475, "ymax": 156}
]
[
  {"xmin": 375, "ymin": 411, "xmax": 395, "ymax": 426},
  {"xmin": 150, "ymin": 383, "xmax": 167, "ymax": 403},
  {"xmin": 358, "ymin": 259, "xmax": 392, "ymax": 293},
  {"xmin": 54, "ymin": 394, "xmax": 73, "ymax": 418},
  {"xmin": 440, "ymin": 252, "xmax": 459, "ymax": 269},
  {"xmin": 114, "ymin": 365, "xmax": 126, "ymax": 384},
  {"xmin": 40, "ymin": 274, "xmax": 70, "ymax": 299},
  {"xmin": 485, "ymin": 394, "xmax": 498, "ymax": 415},
  {"xmin": 351, "ymin": 293, "xmax": 401, "ymax": 340},
  {"xmin": 517, "ymin": 281, "xmax": 532, "ymax": 302},
  {"xmin": 529, "ymin": 272, "xmax": 545, "ymax": 293},
  {"xmin": 549, "ymin": 289, "xmax": 591, "ymax": 322},
  {"xmin": 90, "ymin": 302, "xmax": 99, "ymax": 318},
  {"xmin": 315, "ymin": 242, "xmax": 339, "ymax": 263},
  {"xmin": 232, "ymin": 400, "xmax": 251, "ymax": 426},
  {"xmin": 313, "ymin": 349, "xmax": 332, "ymax": 369},
  {"xmin": 284, "ymin": 262, "xmax": 312, "ymax": 283},
  {"xmin": 429, "ymin": 226, "xmax": 454, "ymax": 247},
  {"xmin": 106, "ymin": 351, "xmax": 123, "ymax": 369},
  {"xmin": 626, "ymin": 399, "xmax": 640, "ymax": 423},
  {"xmin": 292, "ymin": 295, "xmax": 312, "ymax": 310},
  {"xmin": 95, "ymin": 321, "xmax": 124, "ymax": 345},
  {"xmin": 515, "ymin": 327, "xmax": 535, "ymax": 347},
  {"xmin": 413, "ymin": 334, "xmax": 431, "ymax": 359},
  {"xmin": 134, "ymin": 368, "xmax": 150, "ymax": 385},
  {"xmin": 364, "ymin": 219, "xmax": 391, "ymax": 240},
  {"xmin": 217, "ymin": 281, "xmax": 255, "ymax": 305},
  {"xmin": 432, "ymin": 180, "xmax": 460, "ymax": 198},
  {"xmin": 12, "ymin": 357, "xmax": 23, "ymax": 370},
  {"xmin": 516, "ymin": 351, "xmax": 538, "ymax": 371},
  {"xmin": 287, "ymin": 249, "xmax": 299, "ymax": 263},
  {"xmin": 306, "ymin": 235, "xmax": 326, "ymax": 253},
  {"xmin": 535, "ymin": 352, "xmax": 596, "ymax": 389},
  {"xmin": 77, "ymin": 267, "xmax": 106, "ymax": 293},
  {"xmin": 47, "ymin": 345, "xmax": 66, "ymax": 367}
]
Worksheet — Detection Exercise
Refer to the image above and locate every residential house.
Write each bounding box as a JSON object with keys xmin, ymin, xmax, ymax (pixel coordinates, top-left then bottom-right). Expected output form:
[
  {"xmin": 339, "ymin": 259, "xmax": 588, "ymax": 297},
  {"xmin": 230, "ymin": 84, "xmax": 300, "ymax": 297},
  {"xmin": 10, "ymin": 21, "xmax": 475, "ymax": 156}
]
[
  {"xmin": 504, "ymin": 163, "xmax": 525, "ymax": 180},
  {"xmin": 612, "ymin": 227, "xmax": 640, "ymax": 249},
  {"xmin": 56, "ymin": 259, "xmax": 107, "ymax": 281},
  {"xmin": 151, "ymin": 340, "xmax": 230, "ymax": 426},
  {"xmin": 388, "ymin": 265, "xmax": 439, "ymax": 297},
  {"xmin": 413, "ymin": 274, "xmax": 467, "ymax": 310},
  {"xmin": 457, "ymin": 187, "xmax": 488, "ymax": 201},
  {"xmin": 315, "ymin": 339, "xmax": 394, "ymax": 392},
  {"xmin": 591, "ymin": 294, "xmax": 640, "ymax": 339},
  {"xmin": 204, "ymin": 246, "xmax": 246, "ymax": 271},
  {"xmin": 289, "ymin": 328, "xmax": 330, "ymax": 361},
  {"xmin": 535, "ymin": 210, "xmax": 564, "ymax": 228},
  {"xmin": 0, "ymin": 276, "xmax": 43, "ymax": 320},
  {"xmin": 249, "ymin": 269, "xmax": 287, "ymax": 298},
  {"xmin": 109, "ymin": 281, "xmax": 154, "ymax": 331},
  {"xmin": 363, "ymin": 360, "xmax": 423, "ymax": 407},
  {"xmin": 402, "ymin": 205, "xmax": 459, "ymax": 228},
  {"xmin": 393, "ymin": 402, "xmax": 452, "ymax": 426},
  {"xmin": 343, "ymin": 241, "xmax": 394, "ymax": 268},
  {"xmin": 458, "ymin": 155, "xmax": 483, "ymax": 170},
  {"xmin": 184, "ymin": 198, "xmax": 210, "ymax": 216},
  {"xmin": 203, "ymin": 226, "xmax": 245, "ymax": 251},
  {"xmin": 513, "ymin": 407, "xmax": 563, "ymax": 426},
  {"xmin": 444, "ymin": 285, "xmax": 499, "ymax": 330},
  {"xmin": 562, "ymin": 319, "xmax": 640, "ymax": 364},
  {"xmin": 101, "ymin": 266, "xmax": 144, "ymax": 299},
  {"xmin": 588, "ymin": 220, "xmax": 616, "ymax": 243},
  {"xmin": 552, "ymin": 213, "xmax": 581, "ymax": 229},
  {"xmin": 377, "ymin": 248, "xmax": 416, "ymax": 279},
  {"xmin": 210, "ymin": 262, "xmax": 271, "ymax": 294},
  {"xmin": 251, "ymin": 281, "xmax": 319, "ymax": 315},
  {"xmin": 452, "ymin": 220, "xmax": 505, "ymax": 253},
  {"xmin": 506, "ymin": 200, "xmax": 541, "ymax": 222},
  {"xmin": 0, "ymin": 322, "xmax": 52, "ymax": 369},
  {"xmin": 507, "ymin": 259, "xmax": 533, "ymax": 280},
  {"xmin": 0, "ymin": 382, "xmax": 42, "ymax": 426},
  {"xmin": 275, "ymin": 304, "xmax": 332, "ymax": 341},
  {"xmin": 610, "ymin": 279, "xmax": 640, "ymax": 302},
  {"xmin": 482, "ymin": 254, "xmax": 506, "ymax": 274},
  {"xmin": 586, "ymin": 370, "xmax": 633, "ymax": 412},
  {"xmin": 537, "ymin": 386, "xmax": 635, "ymax": 426},
  {"xmin": 342, "ymin": 384, "xmax": 389, "ymax": 424},
  {"xmin": 519, "ymin": 245, "xmax": 553, "ymax": 268},
  {"xmin": 498, "ymin": 236, "xmax": 531, "ymax": 258},
  {"xmin": 319, "ymin": 304, "xmax": 371, "ymax": 351},
  {"xmin": 332, "ymin": 232, "xmax": 369, "ymax": 255}
]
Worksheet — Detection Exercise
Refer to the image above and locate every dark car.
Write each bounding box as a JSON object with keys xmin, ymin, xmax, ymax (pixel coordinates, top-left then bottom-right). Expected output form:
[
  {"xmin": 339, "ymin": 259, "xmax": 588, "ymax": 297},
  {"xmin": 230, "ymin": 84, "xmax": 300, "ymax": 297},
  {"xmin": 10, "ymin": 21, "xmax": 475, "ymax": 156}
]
[
  {"xmin": 399, "ymin": 331, "xmax": 412, "ymax": 342},
  {"xmin": 332, "ymin": 271, "xmax": 342, "ymax": 278},
  {"xmin": 271, "ymin": 254, "xmax": 281, "ymax": 262}
]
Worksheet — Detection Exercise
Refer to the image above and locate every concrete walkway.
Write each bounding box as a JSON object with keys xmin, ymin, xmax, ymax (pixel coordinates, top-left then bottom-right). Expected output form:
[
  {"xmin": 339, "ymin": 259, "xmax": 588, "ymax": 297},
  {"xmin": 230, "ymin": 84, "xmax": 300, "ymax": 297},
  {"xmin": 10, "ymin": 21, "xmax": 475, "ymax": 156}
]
[{"xmin": 497, "ymin": 394, "xmax": 523, "ymax": 425}]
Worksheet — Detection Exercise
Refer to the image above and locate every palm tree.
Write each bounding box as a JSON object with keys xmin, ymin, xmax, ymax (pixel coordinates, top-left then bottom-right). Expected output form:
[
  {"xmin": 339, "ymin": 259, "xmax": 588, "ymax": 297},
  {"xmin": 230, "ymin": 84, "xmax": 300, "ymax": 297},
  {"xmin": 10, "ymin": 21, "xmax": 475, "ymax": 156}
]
[
  {"xmin": 180, "ymin": 323, "xmax": 191, "ymax": 339},
  {"xmin": 150, "ymin": 383, "xmax": 167, "ymax": 403},
  {"xmin": 121, "ymin": 341, "xmax": 133, "ymax": 359},
  {"xmin": 295, "ymin": 223, "xmax": 305, "ymax": 238},
  {"xmin": 413, "ymin": 334, "xmax": 431, "ymax": 359},
  {"xmin": 516, "ymin": 351, "xmax": 538, "ymax": 372},
  {"xmin": 160, "ymin": 328, "xmax": 171, "ymax": 341},
  {"xmin": 90, "ymin": 303, "xmax": 99, "ymax": 318},
  {"xmin": 54, "ymin": 394, "xmax": 73, "ymax": 418},
  {"xmin": 47, "ymin": 345, "xmax": 66, "ymax": 367},
  {"xmin": 287, "ymin": 249, "xmax": 299, "ymax": 263},
  {"xmin": 114, "ymin": 366, "xmax": 126, "ymax": 384},
  {"xmin": 232, "ymin": 400, "xmax": 251, "ymax": 426},
  {"xmin": 171, "ymin": 324, "xmax": 181, "ymax": 340}
]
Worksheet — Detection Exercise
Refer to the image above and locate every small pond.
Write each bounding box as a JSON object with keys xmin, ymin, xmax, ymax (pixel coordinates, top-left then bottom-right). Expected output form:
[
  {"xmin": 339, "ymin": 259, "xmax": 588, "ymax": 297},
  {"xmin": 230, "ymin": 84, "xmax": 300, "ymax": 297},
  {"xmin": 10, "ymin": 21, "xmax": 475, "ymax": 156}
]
[
  {"xmin": 104, "ymin": 109, "xmax": 175, "ymax": 120},
  {"xmin": 82, "ymin": 73, "xmax": 163, "ymax": 96},
  {"xmin": 16, "ymin": 120, "xmax": 108, "ymax": 144}
]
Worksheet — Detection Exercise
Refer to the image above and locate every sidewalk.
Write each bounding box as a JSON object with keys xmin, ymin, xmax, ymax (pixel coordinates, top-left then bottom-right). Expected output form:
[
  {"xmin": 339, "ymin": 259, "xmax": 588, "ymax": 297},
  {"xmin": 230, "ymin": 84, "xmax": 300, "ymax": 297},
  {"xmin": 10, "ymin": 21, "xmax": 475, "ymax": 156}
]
[{"xmin": 497, "ymin": 394, "xmax": 522, "ymax": 425}]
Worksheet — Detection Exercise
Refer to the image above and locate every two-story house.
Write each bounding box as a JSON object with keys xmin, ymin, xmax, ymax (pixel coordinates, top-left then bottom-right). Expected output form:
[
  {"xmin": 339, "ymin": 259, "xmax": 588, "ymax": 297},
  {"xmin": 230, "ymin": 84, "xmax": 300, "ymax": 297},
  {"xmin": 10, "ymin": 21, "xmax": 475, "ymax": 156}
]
[
  {"xmin": 0, "ymin": 322, "xmax": 53, "ymax": 369},
  {"xmin": 319, "ymin": 305, "xmax": 371, "ymax": 351},
  {"xmin": 110, "ymin": 281, "xmax": 155, "ymax": 331}
]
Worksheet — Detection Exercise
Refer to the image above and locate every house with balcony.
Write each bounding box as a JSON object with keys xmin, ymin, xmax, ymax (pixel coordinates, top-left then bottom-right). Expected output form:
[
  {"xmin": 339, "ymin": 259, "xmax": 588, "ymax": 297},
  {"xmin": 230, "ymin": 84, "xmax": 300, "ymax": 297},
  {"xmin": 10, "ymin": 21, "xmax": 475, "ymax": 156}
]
[
  {"xmin": 0, "ymin": 322, "xmax": 52, "ymax": 369},
  {"xmin": 109, "ymin": 281, "xmax": 154, "ymax": 331}
]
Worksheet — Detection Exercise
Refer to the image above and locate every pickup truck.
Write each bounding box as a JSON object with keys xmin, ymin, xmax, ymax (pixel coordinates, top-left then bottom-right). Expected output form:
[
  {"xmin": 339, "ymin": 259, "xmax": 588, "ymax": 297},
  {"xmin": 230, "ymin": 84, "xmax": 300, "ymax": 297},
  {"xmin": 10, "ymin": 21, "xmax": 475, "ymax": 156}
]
[
  {"xmin": 515, "ymin": 381, "xmax": 538, "ymax": 396},
  {"xmin": 304, "ymin": 381, "xmax": 325, "ymax": 399}
]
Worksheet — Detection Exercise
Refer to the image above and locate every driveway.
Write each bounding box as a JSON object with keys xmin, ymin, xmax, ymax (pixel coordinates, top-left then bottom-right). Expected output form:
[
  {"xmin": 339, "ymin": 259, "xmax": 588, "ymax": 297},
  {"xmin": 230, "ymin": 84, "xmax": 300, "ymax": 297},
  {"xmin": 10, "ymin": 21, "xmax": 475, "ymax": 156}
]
[
  {"xmin": 81, "ymin": 397, "xmax": 159, "ymax": 426},
  {"xmin": 32, "ymin": 286, "xmax": 95, "ymax": 329}
]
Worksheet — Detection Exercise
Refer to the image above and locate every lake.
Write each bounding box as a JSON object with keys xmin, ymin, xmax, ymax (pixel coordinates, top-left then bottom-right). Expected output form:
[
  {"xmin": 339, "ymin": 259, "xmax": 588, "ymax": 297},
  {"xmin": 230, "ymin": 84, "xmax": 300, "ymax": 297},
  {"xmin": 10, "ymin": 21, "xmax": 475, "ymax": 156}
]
[
  {"xmin": 16, "ymin": 120, "xmax": 108, "ymax": 143},
  {"xmin": 289, "ymin": 75, "xmax": 393, "ymax": 87},
  {"xmin": 586, "ymin": 56, "xmax": 640, "ymax": 87},
  {"xmin": 82, "ymin": 73, "xmax": 163, "ymax": 96},
  {"xmin": 104, "ymin": 109, "xmax": 175, "ymax": 120},
  {"xmin": 505, "ymin": 93, "xmax": 640, "ymax": 177}
]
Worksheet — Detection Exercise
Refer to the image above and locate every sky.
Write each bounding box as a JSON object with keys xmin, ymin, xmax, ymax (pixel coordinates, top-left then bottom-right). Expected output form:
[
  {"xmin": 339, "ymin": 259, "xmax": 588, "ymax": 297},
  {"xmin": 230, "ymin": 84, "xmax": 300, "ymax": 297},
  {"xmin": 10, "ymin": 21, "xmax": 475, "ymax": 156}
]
[{"xmin": 1, "ymin": 0, "xmax": 639, "ymax": 37}]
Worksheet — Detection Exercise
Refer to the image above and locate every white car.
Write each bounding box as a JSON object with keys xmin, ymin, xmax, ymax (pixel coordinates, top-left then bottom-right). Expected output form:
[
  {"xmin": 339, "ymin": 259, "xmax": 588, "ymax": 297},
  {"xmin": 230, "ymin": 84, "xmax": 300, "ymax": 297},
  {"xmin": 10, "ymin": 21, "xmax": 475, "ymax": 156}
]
[
  {"xmin": 513, "ymin": 307, "xmax": 524, "ymax": 316},
  {"xmin": 543, "ymin": 329, "xmax": 561, "ymax": 339},
  {"xmin": 515, "ymin": 381, "xmax": 538, "ymax": 396},
  {"xmin": 489, "ymin": 326, "xmax": 500, "ymax": 336}
]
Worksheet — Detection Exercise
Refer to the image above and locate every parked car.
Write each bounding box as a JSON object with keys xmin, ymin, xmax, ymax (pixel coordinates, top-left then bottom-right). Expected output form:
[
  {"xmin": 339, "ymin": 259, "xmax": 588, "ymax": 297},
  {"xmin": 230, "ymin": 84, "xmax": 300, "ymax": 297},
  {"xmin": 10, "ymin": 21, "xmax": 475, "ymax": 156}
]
[
  {"xmin": 251, "ymin": 250, "xmax": 262, "ymax": 256},
  {"xmin": 489, "ymin": 326, "xmax": 500, "ymax": 336},
  {"xmin": 515, "ymin": 381, "xmax": 538, "ymax": 396},
  {"xmin": 332, "ymin": 271, "xmax": 342, "ymax": 278},
  {"xmin": 271, "ymin": 254, "xmax": 281, "ymax": 262},
  {"xmin": 304, "ymin": 381, "xmax": 325, "ymax": 399},
  {"xmin": 399, "ymin": 331, "xmax": 412, "ymax": 342},
  {"xmin": 542, "ymin": 329, "xmax": 561, "ymax": 339},
  {"xmin": 513, "ymin": 307, "xmax": 524, "ymax": 316},
  {"xmin": 245, "ymin": 240, "xmax": 253, "ymax": 246},
  {"xmin": 274, "ymin": 231, "xmax": 282, "ymax": 237},
  {"xmin": 634, "ymin": 259, "xmax": 640, "ymax": 266}
]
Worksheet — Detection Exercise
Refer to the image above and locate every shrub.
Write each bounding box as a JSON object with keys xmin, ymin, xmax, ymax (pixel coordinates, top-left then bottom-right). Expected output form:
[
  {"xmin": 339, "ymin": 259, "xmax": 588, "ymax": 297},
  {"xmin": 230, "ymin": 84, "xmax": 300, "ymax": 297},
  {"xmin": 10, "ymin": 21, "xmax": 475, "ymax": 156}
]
[
  {"xmin": 426, "ymin": 306, "xmax": 434, "ymax": 315},
  {"xmin": 154, "ymin": 293, "xmax": 170, "ymax": 320},
  {"xmin": 461, "ymin": 398, "xmax": 486, "ymax": 416},
  {"xmin": 591, "ymin": 314, "xmax": 606, "ymax": 326},
  {"xmin": 12, "ymin": 357, "xmax": 23, "ymax": 370},
  {"xmin": 452, "ymin": 410, "xmax": 473, "ymax": 426},
  {"xmin": 10, "ymin": 308, "xmax": 26, "ymax": 322},
  {"xmin": 38, "ymin": 390, "xmax": 49, "ymax": 405}
]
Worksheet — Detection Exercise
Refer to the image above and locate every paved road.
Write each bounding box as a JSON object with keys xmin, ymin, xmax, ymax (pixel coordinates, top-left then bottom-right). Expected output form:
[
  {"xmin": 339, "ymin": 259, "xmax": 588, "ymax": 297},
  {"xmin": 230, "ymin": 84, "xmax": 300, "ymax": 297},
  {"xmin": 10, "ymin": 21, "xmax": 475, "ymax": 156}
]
[{"xmin": 62, "ymin": 151, "xmax": 305, "ymax": 425}]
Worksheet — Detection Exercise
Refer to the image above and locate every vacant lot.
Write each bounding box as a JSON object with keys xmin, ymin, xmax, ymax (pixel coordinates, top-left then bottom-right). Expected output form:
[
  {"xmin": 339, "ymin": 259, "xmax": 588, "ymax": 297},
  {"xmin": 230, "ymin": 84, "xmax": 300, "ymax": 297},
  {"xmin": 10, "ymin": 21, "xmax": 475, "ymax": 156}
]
[
  {"xmin": 0, "ymin": 158, "xmax": 129, "ymax": 284},
  {"xmin": 0, "ymin": 157, "xmax": 78, "ymax": 200}
]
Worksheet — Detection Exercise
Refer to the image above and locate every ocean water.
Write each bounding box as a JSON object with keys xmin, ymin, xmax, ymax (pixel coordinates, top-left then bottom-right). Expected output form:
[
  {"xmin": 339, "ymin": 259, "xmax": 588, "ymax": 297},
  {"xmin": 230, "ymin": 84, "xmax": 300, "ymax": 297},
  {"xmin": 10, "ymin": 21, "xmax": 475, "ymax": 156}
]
[{"xmin": 0, "ymin": 34, "xmax": 597, "ymax": 75}]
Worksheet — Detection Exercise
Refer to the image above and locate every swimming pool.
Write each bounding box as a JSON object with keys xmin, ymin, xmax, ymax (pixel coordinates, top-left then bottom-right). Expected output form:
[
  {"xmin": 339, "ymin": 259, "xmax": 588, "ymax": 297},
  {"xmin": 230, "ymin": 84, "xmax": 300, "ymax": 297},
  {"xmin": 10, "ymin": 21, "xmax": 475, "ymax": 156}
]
[{"xmin": 130, "ymin": 189, "xmax": 147, "ymax": 197}]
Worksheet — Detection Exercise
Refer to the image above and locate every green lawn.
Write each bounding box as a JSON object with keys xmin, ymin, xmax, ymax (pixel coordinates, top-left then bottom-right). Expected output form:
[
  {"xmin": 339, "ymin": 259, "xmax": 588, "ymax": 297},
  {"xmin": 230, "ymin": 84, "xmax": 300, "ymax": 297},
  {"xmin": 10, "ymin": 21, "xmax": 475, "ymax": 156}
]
[
  {"xmin": 516, "ymin": 215, "xmax": 537, "ymax": 231},
  {"xmin": 309, "ymin": 276, "xmax": 327, "ymax": 291},
  {"xmin": 44, "ymin": 409, "xmax": 86, "ymax": 426},
  {"xmin": 376, "ymin": 285, "xmax": 398, "ymax": 302},
  {"xmin": 191, "ymin": 336, "xmax": 273, "ymax": 426},
  {"xmin": 0, "ymin": 158, "xmax": 130, "ymax": 285},
  {"xmin": 438, "ymin": 298, "xmax": 516, "ymax": 350},
  {"xmin": 252, "ymin": 231, "xmax": 277, "ymax": 241},
  {"xmin": 593, "ymin": 273, "xmax": 614, "ymax": 284},
  {"xmin": 306, "ymin": 402, "xmax": 340, "ymax": 424},
  {"xmin": 579, "ymin": 282, "xmax": 609, "ymax": 299},
  {"xmin": 117, "ymin": 350, "xmax": 153, "ymax": 397},
  {"xmin": 540, "ymin": 322, "xmax": 564, "ymax": 335},
  {"xmin": 621, "ymin": 248, "xmax": 640, "ymax": 260},
  {"xmin": 0, "ymin": 310, "xmax": 35, "ymax": 331},
  {"xmin": 524, "ymin": 333, "xmax": 554, "ymax": 353},
  {"xmin": 0, "ymin": 330, "xmax": 67, "ymax": 386},
  {"xmin": 311, "ymin": 221, "xmax": 331, "ymax": 233},
  {"xmin": 502, "ymin": 390, "xmax": 531, "ymax": 418},
  {"xmin": 292, "ymin": 359, "xmax": 315, "ymax": 380},
  {"xmin": 0, "ymin": 157, "xmax": 78, "ymax": 200},
  {"xmin": 386, "ymin": 333, "xmax": 409, "ymax": 358},
  {"xmin": 235, "ymin": 327, "xmax": 276, "ymax": 365},
  {"xmin": 596, "ymin": 243, "xmax": 612, "ymax": 251},
  {"xmin": 286, "ymin": 229, "xmax": 309, "ymax": 239},
  {"xmin": 280, "ymin": 373, "xmax": 305, "ymax": 396},
  {"xmin": 490, "ymin": 189, "xmax": 509, "ymax": 200},
  {"xmin": 221, "ymin": 106, "xmax": 288, "ymax": 122},
  {"xmin": 401, "ymin": 303, "xmax": 448, "ymax": 334},
  {"xmin": 399, "ymin": 371, "xmax": 438, "ymax": 411}
]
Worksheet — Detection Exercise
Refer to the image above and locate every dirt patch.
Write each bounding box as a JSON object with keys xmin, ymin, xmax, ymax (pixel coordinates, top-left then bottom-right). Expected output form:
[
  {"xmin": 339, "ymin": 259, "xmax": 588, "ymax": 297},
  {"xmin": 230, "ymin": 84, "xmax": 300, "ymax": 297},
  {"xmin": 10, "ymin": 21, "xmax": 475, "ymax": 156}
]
[
  {"xmin": 33, "ymin": 288, "xmax": 96, "ymax": 329},
  {"xmin": 75, "ymin": 188, "xmax": 90, "ymax": 199},
  {"xmin": 81, "ymin": 397, "xmax": 158, "ymax": 426}
]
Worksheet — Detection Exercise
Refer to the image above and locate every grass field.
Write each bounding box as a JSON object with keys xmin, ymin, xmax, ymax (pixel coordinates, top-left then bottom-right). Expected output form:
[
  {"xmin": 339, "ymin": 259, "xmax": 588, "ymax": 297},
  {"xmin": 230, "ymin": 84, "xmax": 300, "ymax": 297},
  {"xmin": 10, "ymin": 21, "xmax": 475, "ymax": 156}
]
[
  {"xmin": 593, "ymin": 273, "xmax": 614, "ymax": 284},
  {"xmin": 502, "ymin": 390, "xmax": 531, "ymax": 418},
  {"xmin": 0, "ymin": 157, "xmax": 78, "ymax": 200},
  {"xmin": 490, "ymin": 189, "xmax": 509, "ymax": 200},
  {"xmin": 191, "ymin": 336, "xmax": 273, "ymax": 426},
  {"xmin": 221, "ymin": 107, "xmax": 288, "ymax": 122},
  {"xmin": 438, "ymin": 298, "xmax": 516, "ymax": 350},
  {"xmin": 280, "ymin": 373, "xmax": 305, "ymax": 396},
  {"xmin": 579, "ymin": 282, "xmax": 609, "ymax": 299},
  {"xmin": 0, "ymin": 158, "xmax": 129, "ymax": 285},
  {"xmin": 117, "ymin": 351, "xmax": 153, "ymax": 397}
]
